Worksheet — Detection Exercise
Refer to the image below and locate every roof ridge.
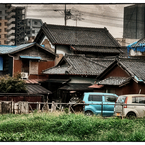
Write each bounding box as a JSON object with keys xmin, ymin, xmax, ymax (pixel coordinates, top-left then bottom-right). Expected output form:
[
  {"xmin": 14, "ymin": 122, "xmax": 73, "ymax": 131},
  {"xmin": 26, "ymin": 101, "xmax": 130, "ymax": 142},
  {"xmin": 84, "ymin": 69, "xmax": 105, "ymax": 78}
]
[
  {"xmin": 82, "ymin": 56, "xmax": 107, "ymax": 68},
  {"xmin": 46, "ymin": 23, "xmax": 106, "ymax": 31},
  {"xmin": 42, "ymin": 23, "xmax": 58, "ymax": 44}
]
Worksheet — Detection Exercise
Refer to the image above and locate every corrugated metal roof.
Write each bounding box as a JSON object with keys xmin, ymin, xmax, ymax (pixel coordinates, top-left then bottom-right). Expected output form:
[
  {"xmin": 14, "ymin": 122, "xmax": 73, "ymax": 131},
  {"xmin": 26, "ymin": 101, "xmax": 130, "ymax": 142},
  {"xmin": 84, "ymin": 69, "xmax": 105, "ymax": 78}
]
[
  {"xmin": 25, "ymin": 79, "xmax": 48, "ymax": 84},
  {"xmin": 0, "ymin": 43, "xmax": 35, "ymax": 54},
  {"xmin": 26, "ymin": 84, "xmax": 51, "ymax": 94}
]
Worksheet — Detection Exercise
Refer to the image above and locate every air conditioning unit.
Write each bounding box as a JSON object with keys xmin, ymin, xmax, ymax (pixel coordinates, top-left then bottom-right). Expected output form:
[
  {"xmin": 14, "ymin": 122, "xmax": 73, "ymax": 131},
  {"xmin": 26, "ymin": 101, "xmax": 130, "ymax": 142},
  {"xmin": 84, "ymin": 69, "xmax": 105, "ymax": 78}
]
[{"xmin": 21, "ymin": 72, "xmax": 28, "ymax": 79}]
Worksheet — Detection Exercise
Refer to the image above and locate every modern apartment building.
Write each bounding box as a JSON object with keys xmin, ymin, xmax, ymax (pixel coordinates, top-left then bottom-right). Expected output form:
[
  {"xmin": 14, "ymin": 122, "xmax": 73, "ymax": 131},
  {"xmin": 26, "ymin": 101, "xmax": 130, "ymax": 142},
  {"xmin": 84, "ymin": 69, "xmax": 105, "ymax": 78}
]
[{"xmin": 7, "ymin": 5, "xmax": 25, "ymax": 45}]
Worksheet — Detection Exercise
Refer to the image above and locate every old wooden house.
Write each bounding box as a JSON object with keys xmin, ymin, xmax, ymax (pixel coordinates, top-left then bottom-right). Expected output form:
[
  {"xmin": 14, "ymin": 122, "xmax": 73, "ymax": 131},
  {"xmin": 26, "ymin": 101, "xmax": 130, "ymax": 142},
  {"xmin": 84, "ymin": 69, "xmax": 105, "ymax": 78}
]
[
  {"xmin": 42, "ymin": 54, "xmax": 115, "ymax": 102},
  {"xmin": 92, "ymin": 57, "xmax": 145, "ymax": 95},
  {"xmin": 0, "ymin": 42, "xmax": 56, "ymax": 106},
  {"xmin": 0, "ymin": 42, "xmax": 56, "ymax": 79},
  {"xmin": 34, "ymin": 23, "xmax": 122, "ymax": 61}
]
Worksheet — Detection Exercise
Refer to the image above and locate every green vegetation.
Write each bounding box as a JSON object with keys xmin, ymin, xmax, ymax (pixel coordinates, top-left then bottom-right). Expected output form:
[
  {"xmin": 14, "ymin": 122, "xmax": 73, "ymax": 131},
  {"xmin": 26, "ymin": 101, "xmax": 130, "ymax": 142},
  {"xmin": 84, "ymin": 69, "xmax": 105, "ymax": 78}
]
[
  {"xmin": 0, "ymin": 74, "xmax": 27, "ymax": 93},
  {"xmin": 0, "ymin": 112, "xmax": 145, "ymax": 141}
]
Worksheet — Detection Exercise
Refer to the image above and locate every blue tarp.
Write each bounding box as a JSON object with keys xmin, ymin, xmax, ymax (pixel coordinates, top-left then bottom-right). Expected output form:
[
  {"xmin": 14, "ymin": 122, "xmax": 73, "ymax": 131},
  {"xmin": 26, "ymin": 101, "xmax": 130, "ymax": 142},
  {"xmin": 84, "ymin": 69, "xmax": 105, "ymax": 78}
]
[{"xmin": 127, "ymin": 41, "xmax": 145, "ymax": 55}]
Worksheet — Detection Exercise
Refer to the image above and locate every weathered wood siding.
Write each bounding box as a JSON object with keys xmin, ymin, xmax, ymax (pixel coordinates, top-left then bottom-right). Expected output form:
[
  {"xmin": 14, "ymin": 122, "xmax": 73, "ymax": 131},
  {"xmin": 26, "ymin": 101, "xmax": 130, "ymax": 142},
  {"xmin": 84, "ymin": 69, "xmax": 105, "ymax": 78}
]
[
  {"xmin": 13, "ymin": 45, "xmax": 55, "ymax": 61},
  {"xmin": 104, "ymin": 65, "xmax": 130, "ymax": 78},
  {"xmin": 12, "ymin": 45, "xmax": 55, "ymax": 79}
]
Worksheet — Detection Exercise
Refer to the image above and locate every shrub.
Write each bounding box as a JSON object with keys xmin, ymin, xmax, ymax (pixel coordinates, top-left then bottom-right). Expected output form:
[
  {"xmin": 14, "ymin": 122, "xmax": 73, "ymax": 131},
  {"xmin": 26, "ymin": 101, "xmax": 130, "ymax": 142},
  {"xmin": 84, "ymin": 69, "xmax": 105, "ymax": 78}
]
[{"xmin": 0, "ymin": 74, "xmax": 27, "ymax": 93}]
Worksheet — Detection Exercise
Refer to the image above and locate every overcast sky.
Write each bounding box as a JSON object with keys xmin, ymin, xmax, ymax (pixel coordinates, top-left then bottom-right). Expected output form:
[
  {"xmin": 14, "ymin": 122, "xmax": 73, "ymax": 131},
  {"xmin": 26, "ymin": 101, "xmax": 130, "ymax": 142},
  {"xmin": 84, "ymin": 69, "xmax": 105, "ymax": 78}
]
[{"xmin": 14, "ymin": 4, "xmax": 132, "ymax": 38}]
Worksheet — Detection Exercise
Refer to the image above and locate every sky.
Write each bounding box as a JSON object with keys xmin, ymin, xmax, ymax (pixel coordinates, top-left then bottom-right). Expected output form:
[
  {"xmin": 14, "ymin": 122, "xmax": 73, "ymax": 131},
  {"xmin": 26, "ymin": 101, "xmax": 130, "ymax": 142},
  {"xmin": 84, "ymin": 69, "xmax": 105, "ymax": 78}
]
[{"xmin": 13, "ymin": 3, "xmax": 133, "ymax": 38}]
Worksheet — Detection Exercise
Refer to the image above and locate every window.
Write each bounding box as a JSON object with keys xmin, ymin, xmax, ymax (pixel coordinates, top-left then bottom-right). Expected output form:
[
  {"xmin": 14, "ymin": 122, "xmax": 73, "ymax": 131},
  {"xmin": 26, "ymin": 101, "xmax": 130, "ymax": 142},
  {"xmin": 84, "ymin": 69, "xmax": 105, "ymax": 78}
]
[
  {"xmin": 0, "ymin": 17, "xmax": 2, "ymax": 20},
  {"xmin": 105, "ymin": 95, "xmax": 117, "ymax": 102},
  {"xmin": 22, "ymin": 59, "xmax": 29, "ymax": 73},
  {"xmin": 4, "ymin": 28, "xmax": 6, "ymax": 32},
  {"xmin": 34, "ymin": 21, "xmax": 38, "ymax": 25},
  {"xmin": 0, "ymin": 29, "xmax": 1, "ymax": 32},
  {"xmin": 0, "ymin": 23, "xmax": 1, "ymax": 26},
  {"xmin": 88, "ymin": 95, "xmax": 102, "ymax": 101},
  {"xmin": 4, "ymin": 34, "xmax": 6, "ymax": 38},
  {"xmin": 32, "ymin": 30, "xmax": 35, "ymax": 33},
  {"xmin": 4, "ymin": 40, "xmax": 7, "ymax": 44},
  {"xmin": 132, "ymin": 97, "xmax": 145, "ymax": 104},
  {"xmin": 0, "ymin": 11, "xmax": 2, "ymax": 14},
  {"xmin": 0, "ymin": 35, "xmax": 1, "ymax": 38},
  {"xmin": 5, "ymin": 22, "xmax": 7, "ymax": 26},
  {"xmin": 116, "ymin": 96, "xmax": 127, "ymax": 103}
]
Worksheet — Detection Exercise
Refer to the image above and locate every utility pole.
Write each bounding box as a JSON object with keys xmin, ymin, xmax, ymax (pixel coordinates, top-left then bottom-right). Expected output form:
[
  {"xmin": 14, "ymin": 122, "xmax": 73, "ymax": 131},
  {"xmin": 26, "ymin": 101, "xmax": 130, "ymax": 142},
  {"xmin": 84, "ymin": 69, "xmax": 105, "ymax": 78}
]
[{"xmin": 65, "ymin": 4, "xmax": 66, "ymax": 26}]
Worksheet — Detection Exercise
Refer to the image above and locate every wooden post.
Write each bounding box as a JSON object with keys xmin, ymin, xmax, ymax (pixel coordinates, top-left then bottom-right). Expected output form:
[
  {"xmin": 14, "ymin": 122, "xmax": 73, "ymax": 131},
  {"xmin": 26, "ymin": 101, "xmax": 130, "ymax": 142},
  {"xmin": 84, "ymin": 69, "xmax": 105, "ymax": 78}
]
[
  {"xmin": 69, "ymin": 104, "xmax": 71, "ymax": 113},
  {"xmin": 38, "ymin": 102, "xmax": 40, "ymax": 111},
  {"xmin": 29, "ymin": 104, "xmax": 33, "ymax": 113},
  {"xmin": 51, "ymin": 101, "xmax": 56, "ymax": 112},
  {"xmin": 122, "ymin": 104, "xmax": 123, "ymax": 119}
]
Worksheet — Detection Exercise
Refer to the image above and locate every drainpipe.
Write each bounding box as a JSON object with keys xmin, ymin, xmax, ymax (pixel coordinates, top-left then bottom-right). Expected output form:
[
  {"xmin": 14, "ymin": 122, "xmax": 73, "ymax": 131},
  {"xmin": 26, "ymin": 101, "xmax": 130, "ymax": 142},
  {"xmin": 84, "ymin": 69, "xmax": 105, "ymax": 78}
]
[{"xmin": 8, "ymin": 54, "xmax": 14, "ymax": 77}]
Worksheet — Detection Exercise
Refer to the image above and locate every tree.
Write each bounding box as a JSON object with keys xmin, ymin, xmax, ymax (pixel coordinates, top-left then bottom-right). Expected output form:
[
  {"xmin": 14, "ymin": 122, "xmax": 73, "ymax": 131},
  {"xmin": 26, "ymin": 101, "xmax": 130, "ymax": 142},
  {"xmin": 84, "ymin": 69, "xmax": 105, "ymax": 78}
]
[{"xmin": 0, "ymin": 74, "xmax": 27, "ymax": 93}]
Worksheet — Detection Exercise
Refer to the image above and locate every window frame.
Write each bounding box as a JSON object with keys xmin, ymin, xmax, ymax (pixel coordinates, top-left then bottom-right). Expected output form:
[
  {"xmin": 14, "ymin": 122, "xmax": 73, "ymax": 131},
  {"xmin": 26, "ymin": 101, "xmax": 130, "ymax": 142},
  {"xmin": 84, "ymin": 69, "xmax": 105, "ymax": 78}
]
[
  {"xmin": 105, "ymin": 95, "xmax": 117, "ymax": 102},
  {"xmin": 88, "ymin": 95, "xmax": 102, "ymax": 102}
]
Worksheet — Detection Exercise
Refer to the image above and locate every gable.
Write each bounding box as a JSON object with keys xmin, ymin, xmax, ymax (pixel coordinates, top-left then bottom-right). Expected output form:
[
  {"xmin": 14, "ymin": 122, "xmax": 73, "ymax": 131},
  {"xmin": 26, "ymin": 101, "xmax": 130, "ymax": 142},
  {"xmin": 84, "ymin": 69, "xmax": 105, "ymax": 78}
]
[
  {"xmin": 11, "ymin": 45, "xmax": 55, "ymax": 61},
  {"xmin": 104, "ymin": 65, "xmax": 130, "ymax": 79}
]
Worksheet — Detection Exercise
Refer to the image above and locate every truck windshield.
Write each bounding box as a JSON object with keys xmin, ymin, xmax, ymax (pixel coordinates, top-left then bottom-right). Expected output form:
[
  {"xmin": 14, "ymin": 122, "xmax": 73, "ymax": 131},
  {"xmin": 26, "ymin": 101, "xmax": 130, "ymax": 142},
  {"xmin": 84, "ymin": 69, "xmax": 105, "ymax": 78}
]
[{"xmin": 116, "ymin": 96, "xmax": 127, "ymax": 103}]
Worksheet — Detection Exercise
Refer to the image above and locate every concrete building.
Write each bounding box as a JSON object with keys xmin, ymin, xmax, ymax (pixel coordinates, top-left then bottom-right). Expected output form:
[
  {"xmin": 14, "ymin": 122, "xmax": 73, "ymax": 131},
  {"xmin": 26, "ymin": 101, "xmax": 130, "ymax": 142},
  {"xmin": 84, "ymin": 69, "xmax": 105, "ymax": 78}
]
[
  {"xmin": 0, "ymin": 4, "xmax": 8, "ymax": 45},
  {"xmin": 123, "ymin": 4, "xmax": 145, "ymax": 39},
  {"xmin": 6, "ymin": 5, "xmax": 25, "ymax": 45},
  {"xmin": 24, "ymin": 18, "xmax": 43, "ymax": 43}
]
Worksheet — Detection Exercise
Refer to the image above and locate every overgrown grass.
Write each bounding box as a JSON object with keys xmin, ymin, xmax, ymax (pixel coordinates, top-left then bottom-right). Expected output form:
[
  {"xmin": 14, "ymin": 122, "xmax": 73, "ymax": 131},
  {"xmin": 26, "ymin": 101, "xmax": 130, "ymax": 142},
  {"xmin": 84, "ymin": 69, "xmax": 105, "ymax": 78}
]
[{"xmin": 0, "ymin": 112, "xmax": 145, "ymax": 141}]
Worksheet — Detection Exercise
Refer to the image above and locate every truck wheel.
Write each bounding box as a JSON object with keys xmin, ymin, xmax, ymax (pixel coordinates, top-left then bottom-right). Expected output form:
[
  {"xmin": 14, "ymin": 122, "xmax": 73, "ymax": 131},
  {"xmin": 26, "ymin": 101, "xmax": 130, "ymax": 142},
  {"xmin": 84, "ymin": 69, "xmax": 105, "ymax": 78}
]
[
  {"xmin": 127, "ymin": 112, "xmax": 136, "ymax": 119},
  {"xmin": 85, "ymin": 111, "xmax": 93, "ymax": 116}
]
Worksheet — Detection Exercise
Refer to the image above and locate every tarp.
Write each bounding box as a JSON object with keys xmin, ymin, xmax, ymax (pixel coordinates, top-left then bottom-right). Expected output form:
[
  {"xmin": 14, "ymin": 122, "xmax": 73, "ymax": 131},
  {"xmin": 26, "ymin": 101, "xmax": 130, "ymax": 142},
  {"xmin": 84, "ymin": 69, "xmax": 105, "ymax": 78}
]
[{"xmin": 127, "ymin": 41, "xmax": 145, "ymax": 55}]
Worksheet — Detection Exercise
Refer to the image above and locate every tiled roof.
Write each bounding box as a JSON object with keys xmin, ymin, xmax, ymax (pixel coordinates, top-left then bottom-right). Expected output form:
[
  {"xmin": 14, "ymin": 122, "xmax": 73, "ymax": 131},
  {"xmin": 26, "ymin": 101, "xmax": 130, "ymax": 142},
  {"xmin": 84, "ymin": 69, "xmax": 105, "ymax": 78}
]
[
  {"xmin": 119, "ymin": 58, "xmax": 145, "ymax": 81},
  {"xmin": 0, "ymin": 43, "xmax": 56, "ymax": 56},
  {"xmin": 35, "ymin": 23, "xmax": 121, "ymax": 47},
  {"xmin": 98, "ymin": 77, "xmax": 131, "ymax": 86},
  {"xmin": 119, "ymin": 47, "xmax": 128, "ymax": 57},
  {"xmin": 71, "ymin": 45, "xmax": 121, "ymax": 53},
  {"xmin": 43, "ymin": 54, "xmax": 114, "ymax": 76},
  {"xmin": 90, "ymin": 57, "xmax": 115, "ymax": 67}
]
